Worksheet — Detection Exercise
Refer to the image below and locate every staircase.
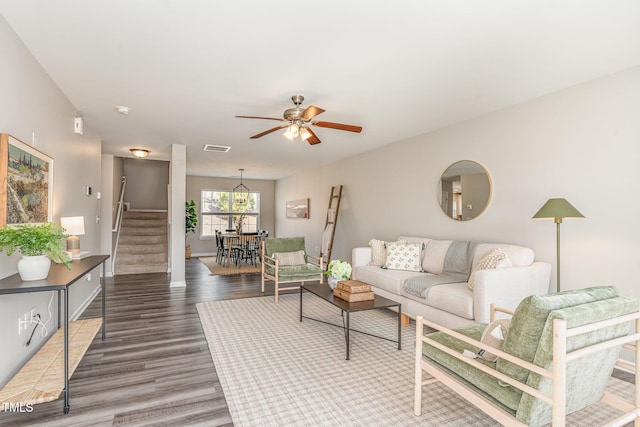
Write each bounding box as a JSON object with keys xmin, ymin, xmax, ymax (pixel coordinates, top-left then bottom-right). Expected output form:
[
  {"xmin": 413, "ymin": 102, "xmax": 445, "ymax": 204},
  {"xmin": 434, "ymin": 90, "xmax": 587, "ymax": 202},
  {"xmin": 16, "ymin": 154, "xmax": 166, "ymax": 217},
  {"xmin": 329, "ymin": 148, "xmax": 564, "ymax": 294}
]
[{"xmin": 114, "ymin": 211, "xmax": 168, "ymax": 275}]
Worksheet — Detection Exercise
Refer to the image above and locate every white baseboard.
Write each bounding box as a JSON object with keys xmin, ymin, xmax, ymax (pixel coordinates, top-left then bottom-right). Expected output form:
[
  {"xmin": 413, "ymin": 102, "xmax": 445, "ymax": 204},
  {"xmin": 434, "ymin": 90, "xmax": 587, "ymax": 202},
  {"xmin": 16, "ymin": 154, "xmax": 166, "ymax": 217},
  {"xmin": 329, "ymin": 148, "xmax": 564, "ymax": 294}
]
[
  {"xmin": 192, "ymin": 252, "xmax": 216, "ymax": 257},
  {"xmin": 70, "ymin": 285, "xmax": 102, "ymax": 321},
  {"xmin": 170, "ymin": 280, "xmax": 186, "ymax": 288}
]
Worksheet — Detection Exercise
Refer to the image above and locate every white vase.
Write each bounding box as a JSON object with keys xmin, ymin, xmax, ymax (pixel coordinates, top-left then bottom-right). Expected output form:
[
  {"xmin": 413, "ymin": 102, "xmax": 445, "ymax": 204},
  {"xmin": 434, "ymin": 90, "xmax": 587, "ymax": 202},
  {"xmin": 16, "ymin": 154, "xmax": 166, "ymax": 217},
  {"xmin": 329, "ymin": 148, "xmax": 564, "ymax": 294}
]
[
  {"xmin": 328, "ymin": 276, "xmax": 339, "ymax": 289},
  {"xmin": 17, "ymin": 254, "xmax": 51, "ymax": 281}
]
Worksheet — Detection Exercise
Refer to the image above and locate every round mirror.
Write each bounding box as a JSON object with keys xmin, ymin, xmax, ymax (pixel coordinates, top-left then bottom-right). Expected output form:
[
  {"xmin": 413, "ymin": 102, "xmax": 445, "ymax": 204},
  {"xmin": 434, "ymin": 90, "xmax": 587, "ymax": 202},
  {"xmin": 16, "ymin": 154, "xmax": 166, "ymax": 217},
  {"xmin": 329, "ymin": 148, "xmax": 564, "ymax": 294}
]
[{"xmin": 438, "ymin": 160, "xmax": 492, "ymax": 221}]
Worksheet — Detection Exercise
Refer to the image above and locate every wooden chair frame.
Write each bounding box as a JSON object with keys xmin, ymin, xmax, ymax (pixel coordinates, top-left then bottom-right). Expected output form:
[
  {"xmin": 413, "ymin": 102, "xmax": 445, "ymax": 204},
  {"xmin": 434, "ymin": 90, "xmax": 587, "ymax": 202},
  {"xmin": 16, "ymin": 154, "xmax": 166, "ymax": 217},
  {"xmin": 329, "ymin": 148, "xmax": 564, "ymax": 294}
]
[
  {"xmin": 261, "ymin": 246, "xmax": 323, "ymax": 303},
  {"xmin": 414, "ymin": 305, "xmax": 640, "ymax": 426}
]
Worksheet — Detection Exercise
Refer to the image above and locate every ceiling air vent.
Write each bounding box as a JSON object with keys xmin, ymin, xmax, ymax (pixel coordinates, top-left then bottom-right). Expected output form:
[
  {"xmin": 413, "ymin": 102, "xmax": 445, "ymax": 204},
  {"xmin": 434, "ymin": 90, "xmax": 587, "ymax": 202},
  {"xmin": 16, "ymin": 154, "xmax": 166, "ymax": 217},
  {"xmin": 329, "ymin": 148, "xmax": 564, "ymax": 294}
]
[{"xmin": 203, "ymin": 144, "xmax": 231, "ymax": 153}]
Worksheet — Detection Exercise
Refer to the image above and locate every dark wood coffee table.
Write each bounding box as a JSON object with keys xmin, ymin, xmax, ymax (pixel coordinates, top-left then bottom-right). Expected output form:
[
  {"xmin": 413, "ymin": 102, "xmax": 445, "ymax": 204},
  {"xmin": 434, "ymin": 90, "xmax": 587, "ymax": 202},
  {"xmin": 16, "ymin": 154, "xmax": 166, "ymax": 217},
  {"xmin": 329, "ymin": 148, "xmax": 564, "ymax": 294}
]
[{"xmin": 300, "ymin": 283, "xmax": 402, "ymax": 360}]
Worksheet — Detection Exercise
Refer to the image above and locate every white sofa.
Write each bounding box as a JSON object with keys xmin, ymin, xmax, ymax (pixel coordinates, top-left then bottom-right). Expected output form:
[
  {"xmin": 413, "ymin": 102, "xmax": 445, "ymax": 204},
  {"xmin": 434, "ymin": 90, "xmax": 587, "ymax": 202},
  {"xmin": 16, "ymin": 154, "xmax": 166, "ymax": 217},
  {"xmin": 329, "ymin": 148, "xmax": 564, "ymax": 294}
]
[{"xmin": 351, "ymin": 236, "xmax": 551, "ymax": 329}]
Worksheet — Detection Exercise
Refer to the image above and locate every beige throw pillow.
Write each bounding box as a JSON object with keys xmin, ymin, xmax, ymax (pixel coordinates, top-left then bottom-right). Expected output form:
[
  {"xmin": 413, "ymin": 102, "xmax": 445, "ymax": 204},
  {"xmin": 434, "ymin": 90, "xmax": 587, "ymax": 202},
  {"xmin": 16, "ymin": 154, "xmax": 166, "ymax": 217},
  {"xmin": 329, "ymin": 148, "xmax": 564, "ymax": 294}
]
[
  {"xmin": 369, "ymin": 239, "xmax": 387, "ymax": 267},
  {"xmin": 273, "ymin": 250, "xmax": 306, "ymax": 266},
  {"xmin": 468, "ymin": 248, "xmax": 512, "ymax": 290},
  {"xmin": 478, "ymin": 319, "xmax": 511, "ymax": 362}
]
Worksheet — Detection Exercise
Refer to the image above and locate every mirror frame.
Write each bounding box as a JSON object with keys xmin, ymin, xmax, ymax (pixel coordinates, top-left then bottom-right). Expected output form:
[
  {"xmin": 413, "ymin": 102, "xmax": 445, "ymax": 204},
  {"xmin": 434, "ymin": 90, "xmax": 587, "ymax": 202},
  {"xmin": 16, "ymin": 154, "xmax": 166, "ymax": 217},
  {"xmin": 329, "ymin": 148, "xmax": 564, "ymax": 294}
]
[{"xmin": 437, "ymin": 160, "xmax": 492, "ymax": 221}]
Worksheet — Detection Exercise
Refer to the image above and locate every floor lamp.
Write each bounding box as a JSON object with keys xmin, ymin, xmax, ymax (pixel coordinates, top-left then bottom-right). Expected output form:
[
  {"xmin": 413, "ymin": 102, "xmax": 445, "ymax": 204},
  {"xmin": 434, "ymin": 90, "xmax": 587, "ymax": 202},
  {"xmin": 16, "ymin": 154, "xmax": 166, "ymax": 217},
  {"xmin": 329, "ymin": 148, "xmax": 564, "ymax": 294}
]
[{"xmin": 532, "ymin": 198, "xmax": 584, "ymax": 292}]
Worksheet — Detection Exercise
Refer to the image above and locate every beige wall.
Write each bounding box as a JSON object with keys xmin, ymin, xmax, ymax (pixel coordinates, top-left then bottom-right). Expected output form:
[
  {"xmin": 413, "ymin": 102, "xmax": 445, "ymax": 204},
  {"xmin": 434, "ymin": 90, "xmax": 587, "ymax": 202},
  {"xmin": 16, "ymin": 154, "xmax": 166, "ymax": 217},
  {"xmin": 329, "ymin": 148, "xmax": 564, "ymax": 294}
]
[
  {"xmin": 186, "ymin": 175, "xmax": 276, "ymax": 256},
  {"xmin": 0, "ymin": 17, "xmax": 103, "ymax": 386},
  {"xmin": 123, "ymin": 158, "xmax": 169, "ymax": 210},
  {"xmin": 276, "ymin": 66, "xmax": 640, "ymax": 299}
]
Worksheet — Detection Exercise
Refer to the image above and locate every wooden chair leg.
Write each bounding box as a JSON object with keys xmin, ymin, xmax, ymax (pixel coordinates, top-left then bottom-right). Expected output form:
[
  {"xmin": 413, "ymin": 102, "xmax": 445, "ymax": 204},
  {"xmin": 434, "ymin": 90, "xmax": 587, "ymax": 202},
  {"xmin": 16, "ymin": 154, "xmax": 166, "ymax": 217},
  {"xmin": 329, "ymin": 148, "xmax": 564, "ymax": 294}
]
[{"xmin": 274, "ymin": 281, "xmax": 279, "ymax": 304}]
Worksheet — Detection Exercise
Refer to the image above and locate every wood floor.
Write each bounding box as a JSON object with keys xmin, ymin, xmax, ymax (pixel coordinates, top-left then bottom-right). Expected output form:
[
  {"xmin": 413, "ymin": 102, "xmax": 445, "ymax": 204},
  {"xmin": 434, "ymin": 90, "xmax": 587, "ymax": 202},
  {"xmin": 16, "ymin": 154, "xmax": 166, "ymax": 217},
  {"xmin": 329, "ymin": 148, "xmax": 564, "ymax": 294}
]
[
  {"xmin": 2, "ymin": 258, "xmax": 285, "ymax": 427},
  {"xmin": 2, "ymin": 258, "xmax": 635, "ymax": 426}
]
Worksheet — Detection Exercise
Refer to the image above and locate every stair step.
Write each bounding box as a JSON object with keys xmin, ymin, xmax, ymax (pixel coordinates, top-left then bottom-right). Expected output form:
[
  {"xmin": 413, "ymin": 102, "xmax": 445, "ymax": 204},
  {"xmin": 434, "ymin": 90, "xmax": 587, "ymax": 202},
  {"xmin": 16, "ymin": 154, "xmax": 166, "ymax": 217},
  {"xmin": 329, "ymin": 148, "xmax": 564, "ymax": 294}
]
[
  {"xmin": 115, "ymin": 263, "xmax": 168, "ymax": 275},
  {"xmin": 115, "ymin": 252, "xmax": 167, "ymax": 265},
  {"xmin": 119, "ymin": 235, "xmax": 167, "ymax": 245},
  {"xmin": 117, "ymin": 244, "xmax": 167, "ymax": 255},
  {"xmin": 123, "ymin": 211, "xmax": 167, "ymax": 220},
  {"xmin": 120, "ymin": 225, "xmax": 167, "ymax": 236},
  {"xmin": 121, "ymin": 218, "xmax": 167, "ymax": 228}
]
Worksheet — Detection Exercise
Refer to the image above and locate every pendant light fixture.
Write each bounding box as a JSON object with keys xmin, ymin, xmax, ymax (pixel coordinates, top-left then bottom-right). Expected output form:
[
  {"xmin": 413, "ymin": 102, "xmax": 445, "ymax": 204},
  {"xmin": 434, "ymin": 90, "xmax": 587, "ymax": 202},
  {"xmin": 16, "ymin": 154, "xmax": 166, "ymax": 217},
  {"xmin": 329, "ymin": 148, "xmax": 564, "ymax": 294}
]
[{"xmin": 233, "ymin": 168, "xmax": 249, "ymax": 206}]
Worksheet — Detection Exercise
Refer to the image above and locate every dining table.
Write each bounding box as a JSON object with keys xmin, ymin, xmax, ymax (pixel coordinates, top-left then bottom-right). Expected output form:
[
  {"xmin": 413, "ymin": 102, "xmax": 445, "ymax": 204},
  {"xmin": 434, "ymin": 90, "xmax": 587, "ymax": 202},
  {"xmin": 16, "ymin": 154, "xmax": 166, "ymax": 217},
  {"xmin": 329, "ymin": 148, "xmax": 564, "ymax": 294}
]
[{"xmin": 220, "ymin": 233, "xmax": 262, "ymax": 267}]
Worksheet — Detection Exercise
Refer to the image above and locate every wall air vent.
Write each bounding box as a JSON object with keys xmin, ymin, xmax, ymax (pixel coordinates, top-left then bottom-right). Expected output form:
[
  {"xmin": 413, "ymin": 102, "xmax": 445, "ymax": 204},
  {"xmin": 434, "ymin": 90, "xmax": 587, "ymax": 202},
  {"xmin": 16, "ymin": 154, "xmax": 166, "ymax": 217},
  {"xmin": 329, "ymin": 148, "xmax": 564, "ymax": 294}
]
[{"xmin": 203, "ymin": 144, "xmax": 231, "ymax": 153}]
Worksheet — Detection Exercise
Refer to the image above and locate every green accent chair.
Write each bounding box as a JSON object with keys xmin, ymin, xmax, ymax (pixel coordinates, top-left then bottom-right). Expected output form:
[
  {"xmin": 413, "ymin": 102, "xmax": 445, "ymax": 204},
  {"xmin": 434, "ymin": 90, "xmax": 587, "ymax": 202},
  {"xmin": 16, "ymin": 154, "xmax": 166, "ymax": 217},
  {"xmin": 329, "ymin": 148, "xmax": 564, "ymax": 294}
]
[
  {"xmin": 261, "ymin": 236, "xmax": 323, "ymax": 303},
  {"xmin": 414, "ymin": 286, "xmax": 640, "ymax": 426}
]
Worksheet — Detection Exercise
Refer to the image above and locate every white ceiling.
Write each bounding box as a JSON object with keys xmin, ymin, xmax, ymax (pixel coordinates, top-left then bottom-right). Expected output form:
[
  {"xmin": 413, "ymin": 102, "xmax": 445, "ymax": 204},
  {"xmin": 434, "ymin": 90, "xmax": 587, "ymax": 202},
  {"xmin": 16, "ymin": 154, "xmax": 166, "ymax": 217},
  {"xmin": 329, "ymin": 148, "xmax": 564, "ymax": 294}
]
[{"xmin": 2, "ymin": 1, "xmax": 640, "ymax": 180}]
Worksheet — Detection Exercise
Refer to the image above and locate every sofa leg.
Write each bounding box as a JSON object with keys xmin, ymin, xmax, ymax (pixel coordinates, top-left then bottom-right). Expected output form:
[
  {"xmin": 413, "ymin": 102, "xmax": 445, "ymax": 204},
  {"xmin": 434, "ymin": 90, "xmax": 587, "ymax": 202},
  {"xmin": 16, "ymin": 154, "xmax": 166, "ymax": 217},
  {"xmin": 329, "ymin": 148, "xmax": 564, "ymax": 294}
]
[{"xmin": 401, "ymin": 313, "xmax": 411, "ymax": 326}]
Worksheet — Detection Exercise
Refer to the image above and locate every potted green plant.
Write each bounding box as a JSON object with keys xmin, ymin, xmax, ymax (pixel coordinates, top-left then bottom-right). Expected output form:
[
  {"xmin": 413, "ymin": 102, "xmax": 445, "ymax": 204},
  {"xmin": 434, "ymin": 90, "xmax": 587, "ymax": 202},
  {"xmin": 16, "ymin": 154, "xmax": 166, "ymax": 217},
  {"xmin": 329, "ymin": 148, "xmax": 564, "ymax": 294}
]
[
  {"xmin": 185, "ymin": 200, "xmax": 198, "ymax": 259},
  {"xmin": 0, "ymin": 222, "xmax": 70, "ymax": 281}
]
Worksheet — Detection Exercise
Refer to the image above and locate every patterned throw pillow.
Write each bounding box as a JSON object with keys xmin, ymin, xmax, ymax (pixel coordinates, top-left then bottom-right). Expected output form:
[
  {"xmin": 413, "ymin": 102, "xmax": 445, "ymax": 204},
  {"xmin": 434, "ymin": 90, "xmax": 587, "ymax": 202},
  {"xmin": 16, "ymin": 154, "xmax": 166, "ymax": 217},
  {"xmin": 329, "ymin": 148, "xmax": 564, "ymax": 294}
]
[
  {"xmin": 369, "ymin": 239, "xmax": 387, "ymax": 267},
  {"xmin": 273, "ymin": 250, "xmax": 306, "ymax": 266},
  {"xmin": 383, "ymin": 242, "xmax": 424, "ymax": 272},
  {"xmin": 468, "ymin": 248, "xmax": 512, "ymax": 290}
]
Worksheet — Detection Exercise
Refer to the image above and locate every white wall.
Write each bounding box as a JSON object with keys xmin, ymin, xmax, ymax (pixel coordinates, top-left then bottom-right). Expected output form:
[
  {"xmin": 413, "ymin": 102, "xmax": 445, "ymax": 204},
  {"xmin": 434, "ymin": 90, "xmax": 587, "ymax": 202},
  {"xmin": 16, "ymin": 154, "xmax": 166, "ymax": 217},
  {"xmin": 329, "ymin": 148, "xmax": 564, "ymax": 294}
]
[
  {"xmin": 0, "ymin": 17, "xmax": 103, "ymax": 386},
  {"xmin": 276, "ymin": 66, "xmax": 640, "ymax": 298},
  {"xmin": 123, "ymin": 158, "xmax": 169, "ymax": 210}
]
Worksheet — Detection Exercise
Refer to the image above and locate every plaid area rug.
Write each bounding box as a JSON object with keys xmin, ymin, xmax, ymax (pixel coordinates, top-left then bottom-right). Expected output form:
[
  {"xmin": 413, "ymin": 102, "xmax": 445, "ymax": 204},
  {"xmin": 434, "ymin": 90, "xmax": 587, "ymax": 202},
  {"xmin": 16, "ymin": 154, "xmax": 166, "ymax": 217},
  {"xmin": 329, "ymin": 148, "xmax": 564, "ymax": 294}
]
[{"xmin": 196, "ymin": 294, "xmax": 633, "ymax": 427}]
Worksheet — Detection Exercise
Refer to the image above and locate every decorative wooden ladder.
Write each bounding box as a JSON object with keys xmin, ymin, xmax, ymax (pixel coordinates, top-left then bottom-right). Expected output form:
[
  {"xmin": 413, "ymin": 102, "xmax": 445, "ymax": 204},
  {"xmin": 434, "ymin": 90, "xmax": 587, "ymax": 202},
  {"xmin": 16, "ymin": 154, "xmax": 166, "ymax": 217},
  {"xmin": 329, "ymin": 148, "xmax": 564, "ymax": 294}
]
[{"xmin": 319, "ymin": 185, "xmax": 343, "ymax": 268}]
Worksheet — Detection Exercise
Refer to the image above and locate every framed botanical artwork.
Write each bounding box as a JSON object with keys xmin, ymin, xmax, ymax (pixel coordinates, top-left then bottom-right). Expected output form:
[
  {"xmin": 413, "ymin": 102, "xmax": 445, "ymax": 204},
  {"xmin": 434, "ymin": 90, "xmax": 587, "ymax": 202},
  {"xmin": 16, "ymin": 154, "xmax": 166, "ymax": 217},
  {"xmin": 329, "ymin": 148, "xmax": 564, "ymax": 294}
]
[
  {"xmin": 286, "ymin": 198, "xmax": 309, "ymax": 219},
  {"xmin": 0, "ymin": 133, "xmax": 54, "ymax": 227}
]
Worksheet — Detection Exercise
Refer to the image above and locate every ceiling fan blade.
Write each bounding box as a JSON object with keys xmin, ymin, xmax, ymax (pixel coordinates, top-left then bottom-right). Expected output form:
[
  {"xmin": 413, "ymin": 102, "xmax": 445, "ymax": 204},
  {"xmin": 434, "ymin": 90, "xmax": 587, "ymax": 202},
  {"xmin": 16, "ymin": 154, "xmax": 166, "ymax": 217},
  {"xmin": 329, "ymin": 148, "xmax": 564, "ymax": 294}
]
[
  {"xmin": 250, "ymin": 125, "xmax": 288, "ymax": 139},
  {"xmin": 305, "ymin": 128, "xmax": 322, "ymax": 145},
  {"xmin": 300, "ymin": 105, "xmax": 325, "ymax": 120},
  {"xmin": 313, "ymin": 121, "xmax": 362, "ymax": 133},
  {"xmin": 236, "ymin": 115, "xmax": 286, "ymax": 122}
]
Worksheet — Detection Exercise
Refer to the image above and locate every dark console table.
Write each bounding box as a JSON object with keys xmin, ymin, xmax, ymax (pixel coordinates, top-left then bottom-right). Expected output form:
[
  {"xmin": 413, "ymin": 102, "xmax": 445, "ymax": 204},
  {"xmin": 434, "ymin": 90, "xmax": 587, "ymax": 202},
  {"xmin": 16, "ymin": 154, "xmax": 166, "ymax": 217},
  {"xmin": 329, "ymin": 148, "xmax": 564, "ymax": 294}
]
[{"xmin": 0, "ymin": 255, "xmax": 109, "ymax": 413}]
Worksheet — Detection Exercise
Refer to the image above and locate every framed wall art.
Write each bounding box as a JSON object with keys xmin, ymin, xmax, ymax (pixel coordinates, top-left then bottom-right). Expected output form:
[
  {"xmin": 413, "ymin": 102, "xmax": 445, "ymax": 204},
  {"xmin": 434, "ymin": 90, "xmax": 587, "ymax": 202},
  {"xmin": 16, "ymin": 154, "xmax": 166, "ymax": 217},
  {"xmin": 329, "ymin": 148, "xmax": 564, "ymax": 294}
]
[
  {"xmin": 286, "ymin": 198, "xmax": 309, "ymax": 219},
  {"xmin": 0, "ymin": 133, "xmax": 54, "ymax": 227}
]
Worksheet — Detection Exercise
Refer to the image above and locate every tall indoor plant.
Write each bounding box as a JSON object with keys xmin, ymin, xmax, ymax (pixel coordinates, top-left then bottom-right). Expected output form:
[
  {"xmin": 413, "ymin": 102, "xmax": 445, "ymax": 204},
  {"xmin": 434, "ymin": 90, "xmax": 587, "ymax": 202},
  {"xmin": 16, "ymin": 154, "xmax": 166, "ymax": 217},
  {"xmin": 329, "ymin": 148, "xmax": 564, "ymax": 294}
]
[
  {"xmin": 185, "ymin": 200, "xmax": 198, "ymax": 259},
  {"xmin": 0, "ymin": 222, "xmax": 70, "ymax": 280}
]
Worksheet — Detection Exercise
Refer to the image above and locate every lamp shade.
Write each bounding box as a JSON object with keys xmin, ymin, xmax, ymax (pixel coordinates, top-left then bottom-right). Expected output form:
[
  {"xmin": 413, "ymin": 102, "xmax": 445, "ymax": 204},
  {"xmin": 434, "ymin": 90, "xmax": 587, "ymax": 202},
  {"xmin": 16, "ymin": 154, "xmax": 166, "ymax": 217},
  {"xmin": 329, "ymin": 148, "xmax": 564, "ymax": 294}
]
[
  {"xmin": 532, "ymin": 198, "xmax": 584, "ymax": 221},
  {"xmin": 61, "ymin": 216, "xmax": 85, "ymax": 236}
]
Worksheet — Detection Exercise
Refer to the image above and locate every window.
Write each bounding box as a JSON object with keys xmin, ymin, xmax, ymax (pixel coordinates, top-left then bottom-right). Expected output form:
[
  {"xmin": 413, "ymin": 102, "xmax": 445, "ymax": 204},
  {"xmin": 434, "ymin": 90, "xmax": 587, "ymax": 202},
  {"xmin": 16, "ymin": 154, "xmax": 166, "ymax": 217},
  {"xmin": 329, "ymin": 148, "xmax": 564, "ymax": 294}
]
[{"xmin": 200, "ymin": 190, "xmax": 260, "ymax": 238}]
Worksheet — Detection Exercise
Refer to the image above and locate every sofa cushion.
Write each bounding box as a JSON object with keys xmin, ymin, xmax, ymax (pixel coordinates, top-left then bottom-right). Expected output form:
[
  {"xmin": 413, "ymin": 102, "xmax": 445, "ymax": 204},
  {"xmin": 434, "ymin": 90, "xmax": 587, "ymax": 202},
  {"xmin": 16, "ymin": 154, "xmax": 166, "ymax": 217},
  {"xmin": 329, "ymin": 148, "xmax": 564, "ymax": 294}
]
[
  {"xmin": 383, "ymin": 242, "xmax": 423, "ymax": 272},
  {"xmin": 423, "ymin": 324, "xmax": 523, "ymax": 411},
  {"xmin": 516, "ymin": 296, "xmax": 638, "ymax": 426},
  {"xmin": 265, "ymin": 263, "xmax": 323, "ymax": 280},
  {"xmin": 264, "ymin": 237, "xmax": 306, "ymax": 258},
  {"xmin": 468, "ymin": 248, "xmax": 512, "ymax": 290},
  {"xmin": 421, "ymin": 240, "xmax": 453, "ymax": 274},
  {"xmin": 420, "ymin": 282, "xmax": 474, "ymax": 320},
  {"xmin": 473, "ymin": 243, "xmax": 534, "ymax": 269},
  {"xmin": 496, "ymin": 286, "xmax": 619, "ymax": 385},
  {"xmin": 354, "ymin": 265, "xmax": 425, "ymax": 295}
]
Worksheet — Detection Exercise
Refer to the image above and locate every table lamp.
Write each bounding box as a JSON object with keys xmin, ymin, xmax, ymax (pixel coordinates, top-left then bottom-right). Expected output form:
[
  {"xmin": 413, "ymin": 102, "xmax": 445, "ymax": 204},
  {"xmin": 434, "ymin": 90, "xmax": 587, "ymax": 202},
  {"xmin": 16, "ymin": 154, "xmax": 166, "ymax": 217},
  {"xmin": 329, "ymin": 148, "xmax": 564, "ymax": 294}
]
[
  {"xmin": 532, "ymin": 198, "xmax": 584, "ymax": 292},
  {"xmin": 60, "ymin": 216, "xmax": 85, "ymax": 254}
]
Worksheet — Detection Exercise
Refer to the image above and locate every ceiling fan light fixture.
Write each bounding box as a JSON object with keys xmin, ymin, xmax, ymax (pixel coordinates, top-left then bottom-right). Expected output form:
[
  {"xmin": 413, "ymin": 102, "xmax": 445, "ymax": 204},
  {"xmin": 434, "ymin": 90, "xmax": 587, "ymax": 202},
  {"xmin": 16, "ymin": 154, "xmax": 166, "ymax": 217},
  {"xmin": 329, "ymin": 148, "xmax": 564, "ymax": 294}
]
[
  {"xmin": 299, "ymin": 127, "xmax": 312, "ymax": 141},
  {"xmin": 283, "ymin": 124, "xmax": 299, "ymax": 141}
]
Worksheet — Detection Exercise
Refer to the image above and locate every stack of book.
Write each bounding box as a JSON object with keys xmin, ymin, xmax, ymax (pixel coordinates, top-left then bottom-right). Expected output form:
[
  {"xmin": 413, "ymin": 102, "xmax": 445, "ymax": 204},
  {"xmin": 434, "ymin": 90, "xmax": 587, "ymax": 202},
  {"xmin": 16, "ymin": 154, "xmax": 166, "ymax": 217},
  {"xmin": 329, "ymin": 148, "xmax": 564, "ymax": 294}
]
[{"xmin": 332, "ymin": 280, "xmax": 375, "ymax": 302}]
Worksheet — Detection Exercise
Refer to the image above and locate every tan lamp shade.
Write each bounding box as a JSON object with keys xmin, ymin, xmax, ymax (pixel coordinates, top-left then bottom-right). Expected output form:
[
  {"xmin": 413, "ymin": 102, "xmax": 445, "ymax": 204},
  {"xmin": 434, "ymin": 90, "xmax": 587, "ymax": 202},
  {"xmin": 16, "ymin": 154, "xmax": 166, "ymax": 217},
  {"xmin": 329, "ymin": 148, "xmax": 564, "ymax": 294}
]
[{"xmin": 61, "ymin": 216, "xmax": 85, "ymax": 253}]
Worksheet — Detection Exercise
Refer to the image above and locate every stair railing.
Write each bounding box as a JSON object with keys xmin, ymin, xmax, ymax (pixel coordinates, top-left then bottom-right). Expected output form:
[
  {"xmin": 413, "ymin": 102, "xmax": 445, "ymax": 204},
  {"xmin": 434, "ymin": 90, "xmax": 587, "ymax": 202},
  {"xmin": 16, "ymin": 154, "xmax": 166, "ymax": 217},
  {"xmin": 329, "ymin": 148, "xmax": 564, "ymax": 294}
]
[{"xmin": 111, "ymin": 176, "xmax": 127, "ymax": 275}]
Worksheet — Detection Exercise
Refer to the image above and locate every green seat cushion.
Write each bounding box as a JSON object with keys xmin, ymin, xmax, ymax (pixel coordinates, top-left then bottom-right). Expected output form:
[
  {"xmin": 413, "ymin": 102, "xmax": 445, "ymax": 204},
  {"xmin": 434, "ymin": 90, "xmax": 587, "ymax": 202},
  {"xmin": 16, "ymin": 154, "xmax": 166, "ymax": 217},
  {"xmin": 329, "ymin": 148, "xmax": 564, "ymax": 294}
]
[
  {"xmin": 265, "ymin": 263, "xmax": 323, "ymax": 281},
  {"xmin": 264, "ymin": 237, "xmax": 306, "ymax": 259},
  {"xmin": 423, "ymin": 324, "xmax": 523, "ymax": 411},
  {"xmin": 496, "ymin": 286, "xmax": 619, "ymax": 385},
  {"xmin": 517, "ymin": 296, "xmax": 639, "ymax": 426}
]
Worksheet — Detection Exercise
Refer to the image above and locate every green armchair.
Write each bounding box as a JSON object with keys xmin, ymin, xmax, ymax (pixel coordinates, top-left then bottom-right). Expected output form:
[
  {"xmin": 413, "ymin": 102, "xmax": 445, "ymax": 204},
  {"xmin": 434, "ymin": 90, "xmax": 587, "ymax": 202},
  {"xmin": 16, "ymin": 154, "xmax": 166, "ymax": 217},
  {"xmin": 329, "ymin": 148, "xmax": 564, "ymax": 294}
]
[
  {"xmin": 414, "ymin": 286, "xmax": 640, "ymax": 426},
  {"xmin": 261, "ymin": 236, "xmax": 323, "ymax": 303}
]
